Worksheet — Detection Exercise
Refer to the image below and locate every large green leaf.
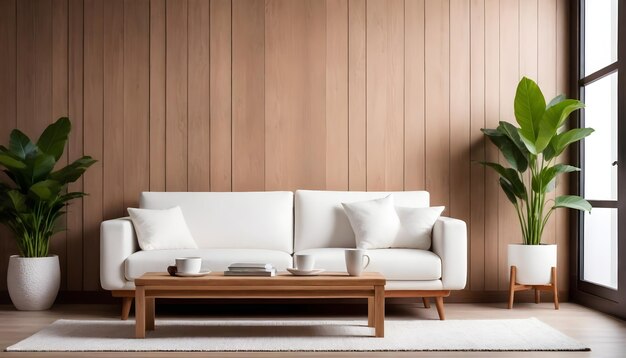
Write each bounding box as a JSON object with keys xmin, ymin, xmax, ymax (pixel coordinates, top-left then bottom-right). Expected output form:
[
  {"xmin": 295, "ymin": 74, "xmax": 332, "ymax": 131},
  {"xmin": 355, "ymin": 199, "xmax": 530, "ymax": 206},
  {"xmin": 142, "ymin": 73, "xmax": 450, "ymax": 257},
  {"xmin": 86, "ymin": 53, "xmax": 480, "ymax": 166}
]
[
  {"xmin": 29, "ymin": 179, "xmax": 61, "ymax": 201},
  {"xmin": 7, "ymin": 190, "xmax": 27, "ymax": 212},
  {"xmin": 532, "ymin": 164, "xmax": 580, "ymax": 193},
  {"xmin": 31, "ymin": 154, "xmax": 56, "ymax": 183},
  {"xmin": 547, "ymin": 127, "xmax": 595, "ymax": 160},
  {"xmin": 536, "ymin": 100, "xmax": 584, "ymax": 153},
  {"xmin": 499, "ymin": 178, "xmax": 518, "ymax": 205},
  {"xmin": 497, "ymin": 122, "xmax": 529, "ymax": 171},
  {"xmin": 9, "ymin": 129, "xmax": 38, "ymax": 159},
  {"xmin": 36, "ymin": 117, "xmax": 71, "ymax": 161},
  {"xmin": 519, "ymin": 135, "xmax": 539, "ymax": 155},
  {"xmin": 514, "ymin": 77, "xmax": 546, "ymax": 145},
  {"xmin": 59, "ymin": 191, "xmax": 86, "ymax": 203},
  {"xmin": 546, "ymin": 94, "xmax": 566, "ymax": 109},
  {"xmin": 481, "ymin": 128, "xmax": 528, "ymax": 172},
  {"xmin": 543, "ymin": 137, "xmax": 558, "ymax": 161},
  {"xmin": 0, "ymin": 153, "xmax": 26, "ymax": 169},
  {"xmin": 556, "ymin": 101, "xmax": 584, "ymax": 128},
  {"xmin": 49, "ymin": 156, "xmax": 96, "ymax": 184},
  {"xmin": 480, "ymin": 162, "xmax": 526, "ymax": 199},
  {"xmin": 553, "ymin": 195, "xmax": 592, "ymax": 212}
]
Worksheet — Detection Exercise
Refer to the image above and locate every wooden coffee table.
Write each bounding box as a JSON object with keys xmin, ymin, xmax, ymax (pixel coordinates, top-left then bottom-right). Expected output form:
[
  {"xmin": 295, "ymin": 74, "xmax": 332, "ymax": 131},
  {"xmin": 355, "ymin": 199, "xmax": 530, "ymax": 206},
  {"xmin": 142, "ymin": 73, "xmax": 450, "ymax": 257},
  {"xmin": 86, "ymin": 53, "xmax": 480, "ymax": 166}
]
[{"xmin": 133, "ymin": 271, "xmax": 386, "ymax": 338}]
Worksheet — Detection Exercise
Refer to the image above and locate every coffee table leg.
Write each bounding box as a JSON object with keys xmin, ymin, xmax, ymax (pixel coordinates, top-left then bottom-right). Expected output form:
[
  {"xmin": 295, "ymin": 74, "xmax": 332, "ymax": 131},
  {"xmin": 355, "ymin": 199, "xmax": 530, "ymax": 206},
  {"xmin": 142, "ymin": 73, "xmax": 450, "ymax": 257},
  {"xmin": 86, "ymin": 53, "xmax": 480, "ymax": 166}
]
[
  {"xmin": 135, "ymin": 287, "xmax": 145, "ymax": 338},
  {"xmin": 367, "ymin": 297, "xmax": 375, "ymax": 327},
  {"xmin": 374, "ymin": 285, "xmax": 384, "ymax": 337},
  {"xmin": 146, "ymin": 297, "xmax": 155, "ymax": 331}
]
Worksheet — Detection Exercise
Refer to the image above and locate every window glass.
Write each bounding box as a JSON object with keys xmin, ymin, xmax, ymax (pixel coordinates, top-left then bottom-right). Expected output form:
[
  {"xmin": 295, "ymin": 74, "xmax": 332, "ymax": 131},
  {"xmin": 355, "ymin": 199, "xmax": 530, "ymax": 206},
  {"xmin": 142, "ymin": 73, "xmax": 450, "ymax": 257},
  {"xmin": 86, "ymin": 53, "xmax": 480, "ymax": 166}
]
[
  {"xmin": 583, "ymin": 72, "xmax": 618, "ymax": 200},
  {"xmin": 584, "ymin": 0, "xmax": 618, "ymax": 75},
  {"xmin": 583, "ymin": 208, "xmax": 618, "ymax": 289}
]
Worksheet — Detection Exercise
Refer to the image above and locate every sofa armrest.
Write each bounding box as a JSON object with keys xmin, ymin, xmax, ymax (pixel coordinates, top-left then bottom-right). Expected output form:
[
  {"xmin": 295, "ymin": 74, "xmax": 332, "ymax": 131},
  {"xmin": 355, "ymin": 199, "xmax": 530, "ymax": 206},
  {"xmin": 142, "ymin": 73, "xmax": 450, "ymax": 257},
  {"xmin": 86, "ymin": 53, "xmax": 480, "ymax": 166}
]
[
  {"xmin": 432, "ymin": 216, "xmax": 467, "ymax": 290},
  {"xmin": 100, "ymin": 217, "xmax": 139, "ymax": 290}
]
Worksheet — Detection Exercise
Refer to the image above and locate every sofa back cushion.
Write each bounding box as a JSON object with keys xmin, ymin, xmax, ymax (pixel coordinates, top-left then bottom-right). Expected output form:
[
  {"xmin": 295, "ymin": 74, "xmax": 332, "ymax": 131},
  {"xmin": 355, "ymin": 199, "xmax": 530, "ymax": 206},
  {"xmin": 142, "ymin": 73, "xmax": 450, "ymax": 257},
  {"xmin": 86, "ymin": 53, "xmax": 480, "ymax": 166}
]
[
  {"xmin": 295, "ymin": 190, "xmax": 430, "ymax": 251},
  {"xmin": 140, "ymin": 192, "xmax": 294, "ymax": 253}
]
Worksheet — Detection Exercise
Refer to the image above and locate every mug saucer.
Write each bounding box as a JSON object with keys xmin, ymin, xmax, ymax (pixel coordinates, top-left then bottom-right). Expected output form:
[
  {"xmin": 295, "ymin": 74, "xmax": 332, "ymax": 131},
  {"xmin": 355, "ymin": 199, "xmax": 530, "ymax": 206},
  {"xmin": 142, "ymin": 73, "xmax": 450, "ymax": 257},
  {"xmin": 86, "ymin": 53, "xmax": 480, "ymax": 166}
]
[
  {"xmin": 174, "ymin": 270, "xmax": 212, "ymax": 277},
  {"xmin": 286, "ymin": 268, "xmax": 325, "ymax": 276}
]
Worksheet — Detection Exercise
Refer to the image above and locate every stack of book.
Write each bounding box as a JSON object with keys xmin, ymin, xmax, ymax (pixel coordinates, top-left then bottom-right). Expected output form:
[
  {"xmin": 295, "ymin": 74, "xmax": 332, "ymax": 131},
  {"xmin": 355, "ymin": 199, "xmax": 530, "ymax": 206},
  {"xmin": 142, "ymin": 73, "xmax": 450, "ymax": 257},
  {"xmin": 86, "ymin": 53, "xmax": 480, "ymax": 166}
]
[{"xmin": 224, "ymin": 263, "xmax": 276, "ymax": 276}]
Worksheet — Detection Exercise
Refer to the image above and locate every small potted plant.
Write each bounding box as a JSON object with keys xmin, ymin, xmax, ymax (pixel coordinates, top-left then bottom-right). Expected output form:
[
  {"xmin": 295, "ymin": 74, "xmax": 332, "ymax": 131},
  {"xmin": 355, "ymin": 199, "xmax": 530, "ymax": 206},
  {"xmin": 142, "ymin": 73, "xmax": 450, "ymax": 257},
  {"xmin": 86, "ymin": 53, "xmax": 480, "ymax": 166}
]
[
  {"xmin": 481, "ymin": 77, "xmax": 592, "ymax": 286},
  {"xmin": 0, "ymin": 117, "xmax": 95, "ymax": 310}
]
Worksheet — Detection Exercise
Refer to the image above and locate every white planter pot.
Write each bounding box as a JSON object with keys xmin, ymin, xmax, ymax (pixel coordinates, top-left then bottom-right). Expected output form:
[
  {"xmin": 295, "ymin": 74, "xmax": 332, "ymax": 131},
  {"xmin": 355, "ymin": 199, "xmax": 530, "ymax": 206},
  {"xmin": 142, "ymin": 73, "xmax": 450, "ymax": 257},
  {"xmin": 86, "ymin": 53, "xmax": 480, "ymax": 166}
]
[
  {"xmin": 508, "ymin": 244, "xmax": 557, "ymax": 285},
  {"xmin": 7, "ymin": 255, "xmax": 60, "ymax": 311}
]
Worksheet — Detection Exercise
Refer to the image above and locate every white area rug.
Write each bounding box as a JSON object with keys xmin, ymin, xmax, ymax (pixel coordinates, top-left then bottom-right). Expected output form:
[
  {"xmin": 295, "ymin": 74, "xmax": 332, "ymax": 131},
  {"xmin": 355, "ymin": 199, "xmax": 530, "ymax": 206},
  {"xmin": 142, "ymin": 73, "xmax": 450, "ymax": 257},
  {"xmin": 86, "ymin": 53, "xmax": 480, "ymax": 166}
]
[{"xmin": 6, "ymin": 318, "xmax": 589, "ymax": 352}]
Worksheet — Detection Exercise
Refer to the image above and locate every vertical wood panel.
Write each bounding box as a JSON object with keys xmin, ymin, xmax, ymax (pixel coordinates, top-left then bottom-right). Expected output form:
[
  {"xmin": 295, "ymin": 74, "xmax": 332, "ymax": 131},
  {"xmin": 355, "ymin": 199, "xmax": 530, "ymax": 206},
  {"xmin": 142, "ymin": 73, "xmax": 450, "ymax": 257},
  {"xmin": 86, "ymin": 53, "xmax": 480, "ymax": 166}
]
[
  {"xmin": 33, "ymin": 0, "xmax": 53, "ymax": 136},
  {"xmin": 265, "ymin": 0, "xmax": 326, "ymax": 191},
  {"xmin": 165, "ymin": 0, "xmax": 188, "ymax": 192},
  {"xmin": 325, "ymin": 0, "xmax": 348, "ymax": 190},
  {"xmin": 187, "ymin": 0, "xmax": 211, "ymax": 191},
  {"xmin": 67, "ymin": 0, "xmax": 84, "ymax": 290},
  {"xmin": 469, "ymin": 0, "xmax": 485, "ymax": 291},
  {"xmin": 51, "ymin": 0, "xmax": 69, "ymax": 291},
  {"xmin": 209, "ymin": 0, "xmax": 232, "ymax": 192},
  {"xmin": 232, "ymin": 0, "xmax": 265, "ymax": 191},
  {"xmin": 449, "ymin": 0, "xmax": 471, "ymax": 244},
  {"xmin": 0, "ymin": 0, "xmax": 17, "ymax": 290},
  {"xmin": 16, "ymin": 0, "xmax": 35, "ymax": 138},
  {"xmin": 0, "ymin": 0, "xmax": 574, "ymax": 297},
  {"xmin": 538, "ymin": 0, "xmax": 558, "ymax": 252},
  {"xmin": 404, "ymin": 0, "xmax": 425, "ymax": 191},
  {"xmin": 424, "ymin": 0, "xmax": 449, "ymax": 207},
  {"xmin": 149, "ymin": 0, "xmax": 166, "ymax": 192},
  {"xmin": 519, "ymin": 0, "xmax": 538, "ymax": 79},
  {"xmin": 83, "ymin": 0, "xmax": 103, "ymax": 291},
  {"xmin": 366, "ymin": 0, "xmax": 404, "ymax": 191},
  {"xmin": 103, "ymin": 0, "xmax": 124, "ymax": 220},
  {"xmin": 555, "ymin": 0, "xmax": 570, "ymax": 293},
  {"xmin": 124, "ymin": 0, "xmax": 150, "ymax": 208},
  {"xmin": 497, "ymin": 0, "xmax": 519, "ymax": 290},
  {"xmin": 348, "ymin": 0, "xmax": 366, "ymax": 191},
  {"xmin": 483, "ymin": 0, "xmax": 499, "ymax": 291}
]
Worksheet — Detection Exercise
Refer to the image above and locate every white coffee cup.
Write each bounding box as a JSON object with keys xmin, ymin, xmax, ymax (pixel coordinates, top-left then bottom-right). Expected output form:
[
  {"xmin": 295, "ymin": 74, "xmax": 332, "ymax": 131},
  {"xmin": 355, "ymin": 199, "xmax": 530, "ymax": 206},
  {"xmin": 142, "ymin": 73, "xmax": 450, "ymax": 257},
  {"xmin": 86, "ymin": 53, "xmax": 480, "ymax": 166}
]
[
  {"xmin": 175, "ymin": 257, "xmax": 202, "ymax": 274},
  {"xmin": 345, "ymin": 249, "xmax": 370, "ymax": 276},
  {"xmin": 294, "ymin": 254, "xmax": 315, "ymax": 271}
]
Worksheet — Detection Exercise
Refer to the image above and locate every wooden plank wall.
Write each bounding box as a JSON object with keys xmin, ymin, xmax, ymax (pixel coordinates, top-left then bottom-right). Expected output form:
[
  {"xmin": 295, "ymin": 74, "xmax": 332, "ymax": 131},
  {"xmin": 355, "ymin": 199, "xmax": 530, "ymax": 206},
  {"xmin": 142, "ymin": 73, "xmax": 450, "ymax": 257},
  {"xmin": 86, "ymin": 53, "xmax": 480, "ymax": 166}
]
[{"xmin": 0, "ymin": 0, "xmax": 571, "ymax": 299}]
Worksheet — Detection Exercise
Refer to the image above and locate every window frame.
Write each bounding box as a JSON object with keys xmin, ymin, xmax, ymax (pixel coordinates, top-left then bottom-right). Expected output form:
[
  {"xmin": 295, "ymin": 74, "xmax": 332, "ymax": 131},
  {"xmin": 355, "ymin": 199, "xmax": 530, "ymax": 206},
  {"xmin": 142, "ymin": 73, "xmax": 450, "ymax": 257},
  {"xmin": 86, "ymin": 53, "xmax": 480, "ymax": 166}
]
[{"xmin": 572, "ymin": 0, "xmax": 626, "ymax": 318}]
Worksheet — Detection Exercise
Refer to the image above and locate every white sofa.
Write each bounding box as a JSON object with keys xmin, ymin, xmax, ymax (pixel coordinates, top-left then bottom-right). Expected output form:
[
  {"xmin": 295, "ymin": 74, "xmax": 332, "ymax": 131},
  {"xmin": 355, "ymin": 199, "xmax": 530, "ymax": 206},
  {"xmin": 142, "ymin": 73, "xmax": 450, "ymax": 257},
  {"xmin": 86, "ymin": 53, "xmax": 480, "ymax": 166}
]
[{"xmin": 100, "ymin": 190, "xmax": 467, "ymax": 320}]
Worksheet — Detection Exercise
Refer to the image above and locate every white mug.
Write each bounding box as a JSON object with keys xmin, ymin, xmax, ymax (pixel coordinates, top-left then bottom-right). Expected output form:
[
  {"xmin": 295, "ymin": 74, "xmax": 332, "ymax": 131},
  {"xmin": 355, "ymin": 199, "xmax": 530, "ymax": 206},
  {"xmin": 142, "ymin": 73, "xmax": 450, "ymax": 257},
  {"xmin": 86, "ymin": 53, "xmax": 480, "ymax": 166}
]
[
  {"xmin": 176, "ymin": 257, "xmax": 202, "ymax": 274},
  {"xmin": 345, "ymin": 249, "xmax": 370, "ymax": 276},
  {"xmin": 294, "ymin": 254, "xmax": 315, "ymax": 271}
]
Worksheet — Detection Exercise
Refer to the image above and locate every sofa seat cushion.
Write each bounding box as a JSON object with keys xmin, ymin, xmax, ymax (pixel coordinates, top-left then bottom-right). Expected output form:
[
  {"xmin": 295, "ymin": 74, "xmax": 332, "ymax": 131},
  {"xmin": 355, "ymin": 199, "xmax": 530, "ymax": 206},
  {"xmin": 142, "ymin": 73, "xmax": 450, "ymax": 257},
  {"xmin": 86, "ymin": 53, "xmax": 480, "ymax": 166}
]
[
  {"xmin": 295, "ymin": 248, "xmax": 441, "ymax": 281},
  {"xmin": 125, "ymin": 249, "xmax": 293, "ymax": 280}
]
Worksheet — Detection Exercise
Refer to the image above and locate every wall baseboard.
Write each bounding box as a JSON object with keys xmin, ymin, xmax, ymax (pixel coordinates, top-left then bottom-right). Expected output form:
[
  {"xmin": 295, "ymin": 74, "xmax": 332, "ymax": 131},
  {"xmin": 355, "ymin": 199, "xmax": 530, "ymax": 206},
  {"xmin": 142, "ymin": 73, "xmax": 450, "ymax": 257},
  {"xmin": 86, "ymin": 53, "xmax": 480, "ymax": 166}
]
[{"xmin": 0, "ymin": 290, "xmax": 568, "ymax": 305}]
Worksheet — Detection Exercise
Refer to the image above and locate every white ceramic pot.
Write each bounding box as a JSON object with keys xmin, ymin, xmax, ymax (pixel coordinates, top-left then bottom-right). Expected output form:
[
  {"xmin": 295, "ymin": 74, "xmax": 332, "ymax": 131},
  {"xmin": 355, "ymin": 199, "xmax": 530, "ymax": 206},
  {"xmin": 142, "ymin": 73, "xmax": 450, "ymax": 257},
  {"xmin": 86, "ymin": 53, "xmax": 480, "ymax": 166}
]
[
  {"xmin": 7, "ymin": 255, "xmax": 60, "ymax": 311},
  {"xmin": 508, "ymin": 244, "xmax": 557, "ymax": 285}
]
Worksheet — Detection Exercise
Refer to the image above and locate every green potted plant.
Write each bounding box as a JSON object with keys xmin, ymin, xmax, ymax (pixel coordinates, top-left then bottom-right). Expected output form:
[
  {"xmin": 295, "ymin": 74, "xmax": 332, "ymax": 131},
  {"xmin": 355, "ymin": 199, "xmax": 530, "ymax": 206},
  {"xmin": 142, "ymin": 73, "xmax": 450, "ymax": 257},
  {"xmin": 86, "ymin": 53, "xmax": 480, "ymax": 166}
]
[
  {"xmin": 0, "ymin": 117, "xmax": 95, "ymax": 310},
  {"xmin": 481, "ymin": 77, "xmax": 593, "ymax": 286}
]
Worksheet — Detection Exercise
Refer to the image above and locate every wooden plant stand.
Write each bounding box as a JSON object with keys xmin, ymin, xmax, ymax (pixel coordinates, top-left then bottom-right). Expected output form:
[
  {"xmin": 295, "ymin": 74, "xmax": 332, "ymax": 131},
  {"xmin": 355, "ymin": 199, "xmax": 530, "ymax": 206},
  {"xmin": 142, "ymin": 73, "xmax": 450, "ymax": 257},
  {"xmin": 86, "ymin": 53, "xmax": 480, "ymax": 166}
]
[{"xmin": 508, "ymin": 266, "xmax": 559, "ymax": 310}]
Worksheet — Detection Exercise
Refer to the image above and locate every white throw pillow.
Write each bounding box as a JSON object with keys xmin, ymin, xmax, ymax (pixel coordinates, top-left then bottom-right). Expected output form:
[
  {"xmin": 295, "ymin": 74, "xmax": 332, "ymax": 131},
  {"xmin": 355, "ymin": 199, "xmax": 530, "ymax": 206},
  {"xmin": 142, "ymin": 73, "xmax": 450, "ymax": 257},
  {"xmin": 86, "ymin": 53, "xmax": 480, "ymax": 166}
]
[
  {"xmin": 341, "ymin": 195, "xmax": 401, "ymax": 249},
  {"xmin": 393, "ymin": 206, "xmax": 445, "ymax": 249},
  {"xmin": 127, "ymin": 206, "xmax": 198, "ymax": 251}
]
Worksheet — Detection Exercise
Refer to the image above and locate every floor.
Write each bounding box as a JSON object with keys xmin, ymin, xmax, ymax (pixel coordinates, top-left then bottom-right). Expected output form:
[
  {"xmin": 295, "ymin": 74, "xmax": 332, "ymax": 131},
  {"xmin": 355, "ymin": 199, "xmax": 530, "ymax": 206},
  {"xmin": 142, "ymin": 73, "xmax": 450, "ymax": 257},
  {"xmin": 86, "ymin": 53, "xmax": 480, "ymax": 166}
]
[{"xmin": 0, "ymin": 301, "xmax": 625, "ymax": 357}]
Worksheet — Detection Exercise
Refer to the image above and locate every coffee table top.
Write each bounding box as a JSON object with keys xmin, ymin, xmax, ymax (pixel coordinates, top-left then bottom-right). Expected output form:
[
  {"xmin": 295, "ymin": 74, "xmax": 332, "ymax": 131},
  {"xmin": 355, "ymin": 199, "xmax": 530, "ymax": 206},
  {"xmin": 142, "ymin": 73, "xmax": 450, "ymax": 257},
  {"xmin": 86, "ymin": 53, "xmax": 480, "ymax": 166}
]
[{"xmin": 135, "ymin": 272, "xmax": 386, "ymax": 287}]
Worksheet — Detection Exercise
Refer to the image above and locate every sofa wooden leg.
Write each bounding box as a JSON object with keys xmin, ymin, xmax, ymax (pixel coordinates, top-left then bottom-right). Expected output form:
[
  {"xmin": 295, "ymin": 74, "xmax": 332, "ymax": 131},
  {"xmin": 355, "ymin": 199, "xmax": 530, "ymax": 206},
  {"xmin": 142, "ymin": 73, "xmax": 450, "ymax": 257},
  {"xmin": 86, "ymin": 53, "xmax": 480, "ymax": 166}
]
[
  {"xmin": 422, "ymin": 297, "xmax": 430, "ymax": 308},
  {"xmin": 121, "ymin": 297, "xmax": 133, "ymax": 320},
  {"xmin": 434, "ymin": 296, "xmax": 445, "ymax": 320}
]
